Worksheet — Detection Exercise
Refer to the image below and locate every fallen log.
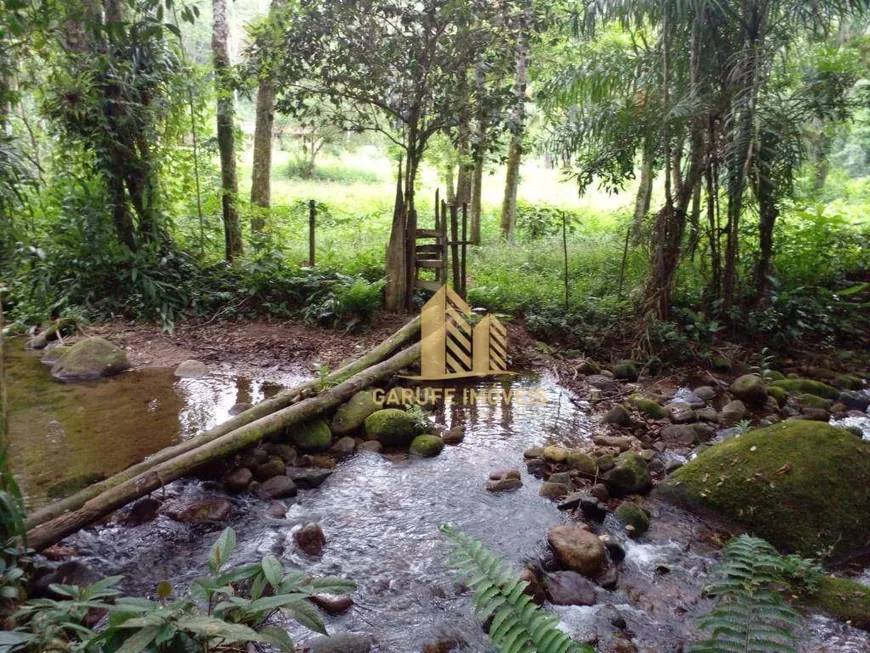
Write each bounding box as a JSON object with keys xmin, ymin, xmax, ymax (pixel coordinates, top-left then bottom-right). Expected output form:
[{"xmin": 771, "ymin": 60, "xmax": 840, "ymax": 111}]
[
  {"xmin": 26, "ymin": 318, "xmax": 76, "ymax": 350},
  {"xmin": 25, "ymin": 316, "xmax": 420, "ymax": 530},
  {"xmin": 27, "ymin": 341, "xmax": 421, "ymax": 550}
]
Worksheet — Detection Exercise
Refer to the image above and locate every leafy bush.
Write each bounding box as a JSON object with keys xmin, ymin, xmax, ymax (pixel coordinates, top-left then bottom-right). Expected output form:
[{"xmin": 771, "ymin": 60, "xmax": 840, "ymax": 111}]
[
  {"xmin": 441, "ymin": 524, "xmax": 591, "ymax": 653},
  {"xmin": 3, "ymin": 527, "xmax": 355, "ymax": 652}
]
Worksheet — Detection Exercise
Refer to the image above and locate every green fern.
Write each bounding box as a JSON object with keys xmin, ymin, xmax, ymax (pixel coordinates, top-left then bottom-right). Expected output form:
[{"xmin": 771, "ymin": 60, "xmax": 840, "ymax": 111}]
[
  {"xmin": 692, "ymin": 535, "xmax": 800, "ymax": 653},
  {"xmin": 440, "ymin": 524, "xmax": 591, "ymax": 653}
]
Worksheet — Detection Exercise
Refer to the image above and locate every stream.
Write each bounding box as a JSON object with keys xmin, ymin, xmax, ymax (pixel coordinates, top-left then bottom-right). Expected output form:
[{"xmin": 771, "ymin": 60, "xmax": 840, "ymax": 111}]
[{"xmin": 7, "ymin": 340, "xmax": 870, "ymax": 652}]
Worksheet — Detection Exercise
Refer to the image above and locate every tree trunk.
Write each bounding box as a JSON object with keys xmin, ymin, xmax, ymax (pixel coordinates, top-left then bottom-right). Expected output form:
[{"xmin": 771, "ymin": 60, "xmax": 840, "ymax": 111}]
[
  {"xmin": 455, "ymin": 74, "xmax": 472, "ymax": 206},
  {"xmin": 631, "ymin": 143, "xmax": 654, "ymax": 244},
  {"xmin": 500, "ymin": 46, "xmax": 526, "ymax": 241},
  {"xmin": 27, "ymin": 342, "xmax": 422, "ymax": 550},
  {"xmin": 385, "ymin": 161, "xmax": 407, "ymax": 311},
  {"xmin": 444, "ymin": 162, "xmax": 456, "ymax": 205},
  {"xmin": 250, "ymin": 80, "xmax": 275, "ymax": 229},
  {"xmin": 470, "ymin": 56, "xmax": 486, "ymax": 245},
  {"xmin": 250, "ymin": 0, "xmax": 285, "ymax": 232},
  {"xmin": 25, "ymin": 316, "xmax": 421, "ymax": 530},
  {"xmin": 213, "ymin": 0, "xmax": 242, "ymax": 261}
]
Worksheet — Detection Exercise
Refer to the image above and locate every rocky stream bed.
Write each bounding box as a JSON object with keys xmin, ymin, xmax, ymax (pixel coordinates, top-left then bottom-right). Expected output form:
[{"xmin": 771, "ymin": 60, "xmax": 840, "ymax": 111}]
[{"xmin": 7, "ymin": 337, "xmax": 870, "ymax": 652}]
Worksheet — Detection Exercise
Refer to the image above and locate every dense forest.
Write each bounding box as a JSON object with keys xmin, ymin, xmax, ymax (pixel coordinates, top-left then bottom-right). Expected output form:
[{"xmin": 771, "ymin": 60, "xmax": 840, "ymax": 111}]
[{"xmin": 1, "ymin": 1, "xmax": 869, "ymax": 652}]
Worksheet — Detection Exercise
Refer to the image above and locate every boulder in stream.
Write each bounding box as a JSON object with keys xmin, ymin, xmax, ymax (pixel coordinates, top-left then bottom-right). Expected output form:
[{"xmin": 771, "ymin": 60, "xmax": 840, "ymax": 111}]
[
  {"xmin": 545, "ymin": 571, "xmax": 598, "ymax": 606},
  {"xmin": 658, "ymin": 420, "xmax": 870, "ymax": 557},
  {"xmin": 51, "ymin": 337, "xmax": 130, "ymax": 382},
  {"xmin": 288, "ymin": 419, "xmax": 333, "ymax": 452},
  {"xmin": 602, "ymin": 451, "xmax": 650, "ymax": 496},
  {"xmin": 364, "ymin": 409, "xmax": 418, "ymax": 446},
  {"xmin": 164, "ymin": 498, "xmax": 233, "ymax": 523},
  {"xmin": 307, "ymin": 634, "xmax": 375, "ymax": 653},
  {"xmin": 174, "ymin": 359, "xmax": 210, "ymax": 378},
  {"xmin": 295, "ymin": 523, "xmax": 326, "ymax": 557},
  {"xmin": 729, "ymin": 374, "xmax": 768, "ymax": 408},
  {"xmin": 771, "ymin": 378, "xmax": 840, "ymax": 400},
  {"xmin": 410, "ymin": 434, "xmax": 444, "ymax": 457},
  {"xmin": 547, "ymin": 524, "xmax": 606, "ymax": 576}
]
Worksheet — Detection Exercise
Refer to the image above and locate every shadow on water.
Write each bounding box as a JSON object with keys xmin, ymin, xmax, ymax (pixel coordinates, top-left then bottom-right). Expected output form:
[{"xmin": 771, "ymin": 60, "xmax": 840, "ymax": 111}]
[
  {"xmin": 7, "ymin": 343, "xmax": 870, "ymax": 651},
  {"xmin": 5, "ymin": 339, "xmax": 292, "ymax": 508}
]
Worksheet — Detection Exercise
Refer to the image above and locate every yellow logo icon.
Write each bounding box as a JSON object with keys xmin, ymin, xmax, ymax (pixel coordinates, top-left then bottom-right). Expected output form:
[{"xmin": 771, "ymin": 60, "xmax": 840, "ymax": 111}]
[{"xmin": 406, "ymin": 285, "xmax": 514, "ymax": 380}]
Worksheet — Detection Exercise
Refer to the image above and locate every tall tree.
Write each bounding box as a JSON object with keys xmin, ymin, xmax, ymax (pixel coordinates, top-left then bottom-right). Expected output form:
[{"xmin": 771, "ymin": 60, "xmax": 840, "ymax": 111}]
[
  {"xmin": 249, "ymin": 0, "xmax": 286, "ymax": 233},
  {"xmin": 272, "ymin": 0, "xmax": 527, "ymax": 309},
  {"xmin": 500, "ymin": 44, "xmax": 527, "ymax": 242},
  {"xmin": 213, "ymin": 0, "xmax": 242, "ymax": 261}
]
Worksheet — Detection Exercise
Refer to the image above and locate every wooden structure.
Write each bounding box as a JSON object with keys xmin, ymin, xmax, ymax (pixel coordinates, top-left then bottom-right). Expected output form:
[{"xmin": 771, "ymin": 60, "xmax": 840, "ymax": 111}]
[{"xmin": 409, "ymin": 190, "xmax": 469, "ymax": 302}]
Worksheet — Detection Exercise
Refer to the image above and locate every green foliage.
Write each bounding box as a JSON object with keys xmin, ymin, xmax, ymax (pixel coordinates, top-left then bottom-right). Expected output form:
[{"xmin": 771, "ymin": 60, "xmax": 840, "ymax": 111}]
[
  {"xmin": 440, "ymin": 524, "xmax": 591, "ymax": 653},
  {"xmin": 2, "ymin": 527, "xmax": 356, "ymax": 653},
  {"xmin": 692, "ymin": 535, "xmax": 800, "ymax": 653}
]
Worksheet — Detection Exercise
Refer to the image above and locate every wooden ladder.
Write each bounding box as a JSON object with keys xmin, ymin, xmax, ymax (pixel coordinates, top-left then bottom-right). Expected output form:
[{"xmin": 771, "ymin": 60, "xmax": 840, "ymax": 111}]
[{"xmin": 412, "ymin": 190, "xmax": 468, "ymax": 296}]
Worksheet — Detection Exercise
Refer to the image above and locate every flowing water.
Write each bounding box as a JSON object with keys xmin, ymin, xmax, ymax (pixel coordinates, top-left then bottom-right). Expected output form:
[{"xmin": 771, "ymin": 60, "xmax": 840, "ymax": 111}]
[{"xmin": 6, "ymin": 341, "xmax": 870, "ymax": 651}]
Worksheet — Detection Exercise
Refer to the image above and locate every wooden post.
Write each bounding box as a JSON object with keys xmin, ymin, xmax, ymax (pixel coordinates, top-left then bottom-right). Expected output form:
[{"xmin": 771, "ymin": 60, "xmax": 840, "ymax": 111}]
[
  {"xmin": 434, "ymin": 189, "xmax": 441, "ymax": 283},
  {"xmin": 562, "ymin": 212, "xmax": 569, "ymax": 309},
  {"xmin": 440, "ymin": 200, "xmax": 448, "ymax": 288},
  {"xmin": 450, "ymin": 203, "xmax": 460, "ymax": 292},
  {"xmin": 405, "ymin": 208, "xmax": 418, "ymax": 310},
  {"xmin": 308, "ymin": 199, "xmax": 316, "ymax": 266},
  {"xmin": 461, "ymin": 202, "xmax": 468, "ymax": 297}
]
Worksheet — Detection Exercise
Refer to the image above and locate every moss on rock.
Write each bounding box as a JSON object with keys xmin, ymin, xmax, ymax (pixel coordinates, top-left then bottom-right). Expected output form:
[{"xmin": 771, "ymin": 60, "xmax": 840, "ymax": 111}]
[
  {"xmin": 51, "ymin": 337, "xmax": 130, "ymax": 382},
  {"xmin": 603, "ymin": 451, "xmax": 650, "ymax": 496},
  {"xmin": 796, "ymin": 393, "xmax": 831, "ymax": 410},
  {"xmin": 410, "ymin": 434, "xmax": 444, "ymax": 457},
  {"xmin": 629, "ymin": 394, "xmax": 667, "ymax": 419},
  {"xmin": 331, "ymin": 390, "xmax": 379, "ymax": 435},
  {"xmin": 615, "ymin": 502, "xmax": 650, "ymax": 537},
  {"xmin": 612, "ymin": 360, "xmax": 638, "ymax": 382},
  {"xmin": 660, "ymin": 421, "xmax": 870, "ymax": 557},
  {"xmin": 834, "ymin": 374, "xmax": 862, "ymax": 391},
  {"xmin": 807, "ymin": 576, "xmax": 870, "ymax": 629},
  {"xmin": 364, "ymin": 408, "xmax": 418, "ymax": 446},
  {"xmin": 288, "ymin": 419, "xmax": 333, "ymax": 452},
  {"xmin": 766, "ymin": 385, "xmax": 788, "ymax": 406},
  {"xmin": 771, "ymin": 378, "xmax": 839, "ymax": 400}
]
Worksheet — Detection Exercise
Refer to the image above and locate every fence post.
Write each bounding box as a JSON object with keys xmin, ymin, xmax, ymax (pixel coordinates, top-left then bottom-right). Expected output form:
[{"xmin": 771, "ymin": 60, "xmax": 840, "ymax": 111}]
[
  {"xmin": 450, "ymin": 203, "xmax": 460, "ymax": 292},
  {"xmin": 461, "ymin": 202, "xmax": 468, "ymax": 298},
  {"xmin": 308, "ymin": 199, "xmax": 316, "ymax": 267}
]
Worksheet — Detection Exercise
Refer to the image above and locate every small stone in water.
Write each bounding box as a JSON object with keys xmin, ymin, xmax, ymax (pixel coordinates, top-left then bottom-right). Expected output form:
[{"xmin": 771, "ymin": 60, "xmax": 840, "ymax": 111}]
[
  {"xmin": 124, "ymin": 497, "xmax": 162, "ymax": 526},
  {"xmin": 310, "ymin": 594, "xmax": 353, "ymax": 614},
  {"xmin": 255, "ymin": 476, "xmax": 297, "ymax": 500},
  {"xmin": 442, "ymin": 425, "xmax": 466, "ymax": 445},
  {"xmin": 228, "ymin": 402, "xmax": 251, "ymax": 416},
  {"xmin": 539, "ymin": 482, "xmax": 570, "ymax": 499},
  {"xmin": 224, "ymin": 467, "xmax": 252, "ymax": 493},
  {"xmin": 296, "ymin": 523, "xmax": 326, "ymax": 557}
]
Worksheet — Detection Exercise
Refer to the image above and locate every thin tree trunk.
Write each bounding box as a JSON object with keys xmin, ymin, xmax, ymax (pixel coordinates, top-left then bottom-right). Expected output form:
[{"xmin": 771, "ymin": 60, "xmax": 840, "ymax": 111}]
[
  {"xmin": 455, "ymin": 74, "xmax": 472, "ymax": 206},
  {"xmin": 500, "ymin": 46, "xmax": 526, "ymax": 241},
  {"xmin": 250, "ymin": 0, "xmax": 285, "ymax": 232},
  {"xmin": 385, "ymin": 161, "xmax": 407, "ymax": 311},
  {"xmin": 444, "ymin": 162, "xmax": 456, "ymax": 205},
  {"xmin": 250, "ymin": 80, "xmax": 275, "ymax": 229},
  {"xmin": 213, "ymin": 0, "xmax": 242, "ymax": 261},
  {"xmin": 470, "ymin": 56, "xmax": 486, "ymax": 245},
  {"xmin": 632, "ymin": 143, "xmax": 654, "ymax": 244},
  {"xmin": 27, "ymin": 342, "xmax": 422, "ymax": 551}
]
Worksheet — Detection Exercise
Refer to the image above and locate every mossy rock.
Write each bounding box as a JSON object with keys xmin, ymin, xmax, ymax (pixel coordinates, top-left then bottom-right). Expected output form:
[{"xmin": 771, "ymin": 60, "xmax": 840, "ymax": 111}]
[
  {"xmin": 660, "ymin": 421, "xmax": 870, "ymax": 557},
  {"xmin": 566, "ymin": 451, "xmax": 597, "ymax": 475},
  {"xmin": 612, "ymin": 360, "xmax": 638, "ymax": 382},
  {"xmin": 409, "ymin": 434, "xmax": 444, "ymax": 457},
  {"xmin": 331, "ymin": 390, "xmax": 379, "ymax": 435},
  {"xmin": 364, "ymin": 409, "xmax": 418, "ymax": 446},
  {"xmin": 47, "ymin": 472, "xmax": 106, "ymax": 500},
  {"xmin": 834, "ymin": 374, "xmax": 862, "ymax": 391},
  {"xmin": 761, "ymin": 369, "xmax": 785, "ymax": 382},
  {"xmin": 711, "ymin": 356, "xmax": 732, "ymax": 372},
  {"xmin": 629, "ymin": 394, "xmax": 667, "ymax": 419},
  {"xmin": 796, "ymin": 393, "xmax": 831, "ymax": 410},
  {"xmin": 729, "ymin": 374, "xmax": 768, "ymax": 409},
  {"xmin": 766, "ymin": 385, "xmax": 788, "ymax": 406},
  {"xmin": 287, "ymin": 419, "xmax": 332, "ymax": 452},
  {"xmin": 771, "ymin": 378, "xmax": 839, "ymax": 400},
  {"xmin": 603, "ymin": 451, "xmax": 650, "ymax": 496},
  {"xmin": 41, "ymin": 346, "xmax": 71, "ymax": 366},
  {"xmin": 615, "ymin": 502, "xmax": 650, "ymax": 537},
  {"xmin": 51, "ymin": 337, "xmax": 130, "ymax": 382},
  {"xmin": 645, "ymin": 356, "xmax": 663, "ymax": 376},
  {"xmin": 807, "ymin": 576, "xmax": 870, "ymax": 629}
]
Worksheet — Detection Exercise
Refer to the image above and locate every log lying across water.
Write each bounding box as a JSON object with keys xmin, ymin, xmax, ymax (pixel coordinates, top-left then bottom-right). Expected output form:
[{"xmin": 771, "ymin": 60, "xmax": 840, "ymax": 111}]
[
  {"xmin": 27, "ymin": 340, "xmax": 421, "ymax": 550},
  {"xmin": 25, "ymin": 316, "xmax": 420, "ymax": 533}
]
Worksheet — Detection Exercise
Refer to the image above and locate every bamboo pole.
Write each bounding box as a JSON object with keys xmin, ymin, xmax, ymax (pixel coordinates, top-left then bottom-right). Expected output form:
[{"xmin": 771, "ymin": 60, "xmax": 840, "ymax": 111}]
[
  {"xmin": 25, "ymin": 316, "xmax": 421, "ymax": 530},
  {"xmin": 27, "ymin": 342, "xmax": 422, "ymax": 550}
]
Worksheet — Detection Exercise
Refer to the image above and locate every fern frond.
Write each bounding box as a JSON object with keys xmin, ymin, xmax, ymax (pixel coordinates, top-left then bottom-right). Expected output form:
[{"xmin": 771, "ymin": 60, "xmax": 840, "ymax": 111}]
[
  {"xmin": 691, "ymin": 535, "xmax": 799, "ymax": 653},
  {"xmin": 440, "ymin": 524, "xmax": 590, "ymax": 653}
]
